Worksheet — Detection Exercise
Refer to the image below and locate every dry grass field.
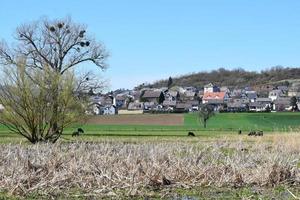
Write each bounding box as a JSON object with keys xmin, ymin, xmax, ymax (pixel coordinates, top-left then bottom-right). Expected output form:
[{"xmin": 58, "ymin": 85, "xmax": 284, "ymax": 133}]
[{"xmin": 0, "ymin": 133, "xmax": 299, "ymax": 199}]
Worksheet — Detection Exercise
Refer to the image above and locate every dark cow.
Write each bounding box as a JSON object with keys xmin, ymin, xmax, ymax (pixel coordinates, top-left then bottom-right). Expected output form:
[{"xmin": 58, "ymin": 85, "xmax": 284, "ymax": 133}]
[
  {"xmin": 248, "ymin": 130, "xmax": 263, "ymax": 136},
  {"xmin": 256, "ymin": 130, "xmax": 263, "ymax": 136},
  {"xmin": 188, "ymin": 131, "xmax": 195, "ymax": 137},
  {"xmin": 77, "ymin": 128, "xmax": 84, "ymax": 134},
  {"xmin": 238, "ymin": 130, "xmax": 242, "ymax": 135},
  {"xmin": 248, "ymin": 131, "xmax": 256, "ymax": 136},
  {"xmin": 72, "ymin": 128, "xmax": 85, "ymax": 137},
  {"xmin": 72, "ymin": 131, "xmax": 79, "ymax": 137}
]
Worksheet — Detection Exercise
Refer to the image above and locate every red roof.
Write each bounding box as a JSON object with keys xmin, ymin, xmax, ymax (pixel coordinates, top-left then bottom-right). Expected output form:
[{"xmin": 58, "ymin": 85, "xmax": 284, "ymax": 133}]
[{"xmin": 203, "ymin": 92, "xmax": 226, "ymax": 100}]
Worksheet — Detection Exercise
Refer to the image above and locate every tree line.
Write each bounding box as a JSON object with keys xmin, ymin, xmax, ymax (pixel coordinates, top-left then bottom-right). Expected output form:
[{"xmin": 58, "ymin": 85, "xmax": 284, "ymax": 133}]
[{"xmin": 139, "ymin": 67, "xmax": 300, "ymax": 89}]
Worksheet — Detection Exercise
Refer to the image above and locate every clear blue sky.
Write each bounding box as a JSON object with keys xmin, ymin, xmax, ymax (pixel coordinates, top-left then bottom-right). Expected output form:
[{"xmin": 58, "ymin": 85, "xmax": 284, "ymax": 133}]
[{"xmin": 1, "ymin": 0, "xmax": 300, "ymax": 90}]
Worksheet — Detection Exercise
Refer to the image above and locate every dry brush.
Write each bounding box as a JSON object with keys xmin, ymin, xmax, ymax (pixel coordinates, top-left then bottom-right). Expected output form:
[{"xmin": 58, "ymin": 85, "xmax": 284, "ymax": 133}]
[{"xmin": 0, "ymin": 135, "xmax": 299, "ymax": 198}]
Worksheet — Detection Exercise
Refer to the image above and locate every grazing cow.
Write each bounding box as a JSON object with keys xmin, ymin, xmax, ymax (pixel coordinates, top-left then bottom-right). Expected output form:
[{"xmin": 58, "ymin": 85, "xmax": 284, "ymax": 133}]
[
  {"xmin": 256, "ymin": 130, "xmax": 263, "ymax": 136},
  {"xmin": 248, "ymin": 131, "xmax": 256, "ymax": 136},
  {"xmin": 238, "ymin": 130, "xmax": 242, "ymax": 135},
  {"xmin": 188, "ymin": 131, "xmax": 195, "ymax": 137},
  {"xmin": 72, "ymin": 128, "xmax": 85, "ymax": 137},
  {"xmin": 77, "ymin": 128, "xmax": 84, "ymax": 134},
  {"xmin": 248, "ymin": 130, "xmax": 263, "ymax": 136},
  {"xmin": 72, "ymin": 131, "xmax": 79, "ymax": 137}
]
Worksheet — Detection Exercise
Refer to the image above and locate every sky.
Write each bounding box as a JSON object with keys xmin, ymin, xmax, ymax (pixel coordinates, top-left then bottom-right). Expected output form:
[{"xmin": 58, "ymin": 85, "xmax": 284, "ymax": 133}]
[{"xmin": 1, "ymin": 0, "xmax": 300, "ymax": 90}]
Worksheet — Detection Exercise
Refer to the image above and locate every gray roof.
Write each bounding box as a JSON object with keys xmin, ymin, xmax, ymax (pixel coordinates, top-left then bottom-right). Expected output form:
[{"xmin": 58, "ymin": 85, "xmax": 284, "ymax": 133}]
[
  {"xmin": 163, "ymin": 100, "xmax": 177, "ymax": 106},
  {"xmin": 277, "ymin": 86, "xmax": 288, "ymax": 91},
  {"xmin": 256, "ymin": 98, "xmax": 272, "ymax": 102},
  {"xmin": 246, "ymin": 92, "xmax": 257, "ymax": 99},
  {"xmin": 115, "ymin": 95, "xmax": 126, "ymax": 101},
  {"xmin": 186, "ymin": 100, "xmax": 199, "ymax": 106},
  {"xmin": 128, "ymin": 102, "xmax": 143, "ymax": 110},
  {"xmin": 204, "ymin": 83, "xmax": 214, "ymax": 88},
  {"xmin": 274, "ymin": 97, "xmax": 290, "ymax": 105},
  {"xmin": 184, "ymin": 91, "xmax": 196, "ymax": 97},
  {"xmin": 176, "ymin": 103, "xmax": 192, "ymax": 109},
  {"xmin": 233, "ymin": 98, "xmax": 250, "ymax": 103},
  {"xmin": 168, "ymin": 91, "xmax": 179, "ymax": 97},
  {"xmin": 249, "ymin": 102, "xmax": 269, "ymax": 107},
  {"xmin": 144, "ymin": 102, "xmax": 156, "ymax": 108},
  {"xmin": 205, "ymin": 99, "xmax": 224, "ymax": 104},
  {"xmin": 143, "ymin": 90, "xmax": 162, "ymax": 98},
  {"xmin": 227, "ymin": 102, "xmax": 245, "ymax": 108},
  {"xmin": 269, "ymin": 89, "xmax": 283, "ymax": 95}
]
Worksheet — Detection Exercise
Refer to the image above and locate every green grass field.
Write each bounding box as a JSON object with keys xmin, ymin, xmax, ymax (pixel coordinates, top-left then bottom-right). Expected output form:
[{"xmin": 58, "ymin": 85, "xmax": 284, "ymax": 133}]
[
  {"xmin": 1, "ymin": 112, "xmax": 300, "ymax": 140},
  {"xmin": 75, "ymin": 112, "xmax": 300, "ymax": 133},
  {"xmin": 187, "ymin": 112, "xmax": 300, "ymax": 131}
]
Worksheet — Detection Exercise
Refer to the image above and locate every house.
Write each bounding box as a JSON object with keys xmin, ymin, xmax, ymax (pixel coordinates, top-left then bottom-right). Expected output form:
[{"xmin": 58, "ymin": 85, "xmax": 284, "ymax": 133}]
[
  {"xmin": 269, "ymin": 89, "xmax": 284, "ymax": 101},
  {"xmin": 162, "ymin": 100, "xmax": 177, "ymax": 111},
  {"xmin": 245, "ymin": 91, "xmax": 257, "ymax": 102},
  {"xmin": 128, "ymin": 102, "xmax": 144, "ymax": 110},
  {"xmin": 182, "ymin": 91, "xmax": 197, "ymax": 101},
  {"xmin": 164, "ymin": 90, "xmax": 179, "ymax": 101},
  {"xmin": 131, "ymin": 90, "xmax": 142, "ymax": 102},
  {"xmin": 184, "ymin": 86, "xmax": 197, "ymax": 92},
  {"xmin": 144, "ymin": 102, "xmax": 156, "ymax": 110},
  {"xmin": 288, "ymin": 85, "xmax": 300, "ymax": 97},
  {"xmin": 186, "ymin": 100, "xmax": 200, "ymax": 111},
  {"xmin": 198, "ymin": 90, "xmax": 204, "ymax": 98},
  {"xmin": 277, "ymin": 85, "xmax": 289, "ymax": 93},
  {"xmin": 174, "ymin": 103, "xmax": 191, "ymax": 113},
  {"xmin": 86, "ymin": 103, "xmax": 117, "ymax": 115},
  {"xmin": 202, "ymin": 92, "xmax": 226, "ymax": 104},
  {"xmin": 86, "ymin": 102, "xmax": 102, "ymax": 115},
  {"xmin": 256, "ymin": 98, "xmax": 272, "ymax": 104},
  {"xmin": 141, "ymin": 90, "xmax": 163, "ymax": 104},
  {"xmin": 231, "ymin": 89, "xmax": 242, "ymax": 98},
  {"xmin": 227, "ymin": 101, "xmax": 247, "ymax": 112},
  {"xmin": 90, "ymin": 95, "xmax": 114, "ymax": 106},
  {"xmin": 249, "ymin": 102, "xmax": 270, "ymax": 112},
  {"xmin": 273, "ymin": 97, "xmax": 291, "ymax": 111},
  {"xmin": 115, "ymin": 94, "xmax": 128, "ymax": 109},
  {"xmin": 102, "ymin": 105, "xmax": 117, "ymax": 115},
  {"xmin": 232, "ymin": 98, "xmax": 250, "ymax": 104},
  {"xmin": 220, "ymin": 86, "xmax": 230, "ymax": 93},
  {"xmin": 204, "ymin": 83, "xmax": 220, "ymax": 93}
]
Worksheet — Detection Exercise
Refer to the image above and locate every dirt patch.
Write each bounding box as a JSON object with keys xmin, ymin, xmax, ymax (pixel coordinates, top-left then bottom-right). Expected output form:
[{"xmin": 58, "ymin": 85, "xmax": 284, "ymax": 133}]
[{"xmin": 86, "ymin": 114, "xmax": 184, "ymax": 126}]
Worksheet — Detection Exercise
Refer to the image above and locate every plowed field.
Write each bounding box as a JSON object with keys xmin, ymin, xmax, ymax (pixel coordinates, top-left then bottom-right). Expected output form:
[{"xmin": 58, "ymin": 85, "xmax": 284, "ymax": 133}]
[{"xmin": 86, "ymin": 114, "xmax": 183, "ymax": 126}]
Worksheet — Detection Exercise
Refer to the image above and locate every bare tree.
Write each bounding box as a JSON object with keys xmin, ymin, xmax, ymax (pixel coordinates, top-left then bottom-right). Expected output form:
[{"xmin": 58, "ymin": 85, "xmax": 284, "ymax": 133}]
[
  {"xmin": 0, "ymin": 17, "xmax": 108, "ymax": 142},
  {"xmin": 198, "ymin": 104, "xmax": 214, "ymax": 128}
]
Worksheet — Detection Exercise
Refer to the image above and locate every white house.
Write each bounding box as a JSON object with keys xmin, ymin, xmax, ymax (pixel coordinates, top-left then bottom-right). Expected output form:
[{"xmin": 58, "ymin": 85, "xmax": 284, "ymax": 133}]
[
  {"xmin": 103, "ymin": 105, "xmax": 117, "ymax": 115},
  {"xmin": 269, "ymin": 89, "xmax": 284, "ymax": 101},
  {"xmin": 204, "ymin": 83, "xmax": 220, "ymax": 93}
]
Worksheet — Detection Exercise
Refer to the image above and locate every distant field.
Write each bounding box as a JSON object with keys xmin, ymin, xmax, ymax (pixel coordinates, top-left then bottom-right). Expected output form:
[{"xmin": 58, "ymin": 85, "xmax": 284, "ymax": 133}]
[
  {"xmin": 86, "ymin": 114, "xmax": 184, "ymax": 126},
  {"xmin": 82, "ymin": 112, "xmax": 300, "ymax": 132},
  {"xmin": 1, "ymin": 112, "xmax": 300, "ymax": 139},
  {"xmin": 185, "ymin": 112, "xmax": 300, "ymax": 131},
  {"xmin": 63, "ymin": 112, "xmax": 300, "ymax": 137}
]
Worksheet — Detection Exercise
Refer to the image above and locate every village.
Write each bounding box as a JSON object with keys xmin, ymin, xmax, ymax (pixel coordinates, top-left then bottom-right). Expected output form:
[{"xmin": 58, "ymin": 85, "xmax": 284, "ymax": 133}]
[{"xmin": 87, "ymin": 82, "xmax": 300, "ymax": 115}]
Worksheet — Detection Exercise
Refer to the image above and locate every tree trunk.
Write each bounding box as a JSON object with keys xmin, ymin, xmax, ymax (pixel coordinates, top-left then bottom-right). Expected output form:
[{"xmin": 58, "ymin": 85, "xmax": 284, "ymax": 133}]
[{"xmin": 49, "ymin": 83, "xmax": 61, "ymax": 143}]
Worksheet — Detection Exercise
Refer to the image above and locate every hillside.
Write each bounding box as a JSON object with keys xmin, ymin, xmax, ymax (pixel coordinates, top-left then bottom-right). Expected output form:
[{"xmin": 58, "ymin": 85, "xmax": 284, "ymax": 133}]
[{"xmin": 137, "ymin": 67, "xmax": 300, "ymax": 89}]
